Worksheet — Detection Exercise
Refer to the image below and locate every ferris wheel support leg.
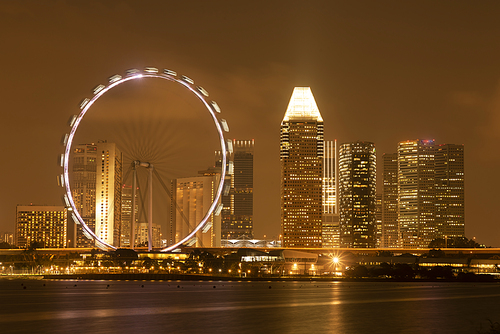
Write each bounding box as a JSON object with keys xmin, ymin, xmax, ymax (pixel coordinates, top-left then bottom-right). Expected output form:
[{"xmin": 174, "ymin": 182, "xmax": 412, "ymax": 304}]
[
  {"xmin": 131, "ymin": 162, "xmax": 138, "ymax": 250},
  {"xmin": 148, "ymin": 165, "xmax": 154, "ymax": 252}
]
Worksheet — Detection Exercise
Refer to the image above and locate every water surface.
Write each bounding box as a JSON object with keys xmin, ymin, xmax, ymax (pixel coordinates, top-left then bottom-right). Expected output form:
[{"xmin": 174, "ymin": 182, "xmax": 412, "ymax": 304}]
[{"xmin": 1, "ymin": 279, "xmax": 499, "ymax": 333}]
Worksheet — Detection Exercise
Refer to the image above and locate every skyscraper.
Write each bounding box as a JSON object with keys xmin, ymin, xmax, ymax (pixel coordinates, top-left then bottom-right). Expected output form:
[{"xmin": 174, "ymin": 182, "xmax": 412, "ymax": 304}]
[
  {"xmin": 338, "ymin": 141, "xmax": 377, "ymax": 248},
  {"xmin": 382, "ymin": 153, "xmax": 399, "ymax": 247},
  {"xmin": 220, "ymin": 140, "xmax": 254, "ymax": 240},
  {"xmin": 435, "ymin": 144, "xmax": 465, "ymax": 239},
  {"xmin": 322, "ymin": 140, "xmax": 340, "ymax": 248},
  {"xmin": 398, "ymin": 139, "xmax": 436, "ymax": 248},
  {"xmin": 16, "ymin": 205, "xmax": 68, "ymax": 248},
  {"xmin": 391, "ymin": 140, "xmax": 465, "ymax": 248},
  {"xmin": 280, "ymin": 87, "xmax": 324, "ymax": 248}
]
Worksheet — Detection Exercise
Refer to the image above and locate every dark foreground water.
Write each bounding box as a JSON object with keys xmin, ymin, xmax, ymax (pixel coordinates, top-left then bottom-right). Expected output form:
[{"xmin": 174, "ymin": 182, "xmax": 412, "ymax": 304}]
[{"xmin": 1, "ymin": 279, "xmax": 500, "ymax": 334}]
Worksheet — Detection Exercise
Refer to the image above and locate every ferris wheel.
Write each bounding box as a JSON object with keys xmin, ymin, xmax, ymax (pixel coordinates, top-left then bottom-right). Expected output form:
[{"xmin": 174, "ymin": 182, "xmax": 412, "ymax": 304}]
[{"xmin": 59, "ymin": 67, "xmax": 231, "ymax": 252}]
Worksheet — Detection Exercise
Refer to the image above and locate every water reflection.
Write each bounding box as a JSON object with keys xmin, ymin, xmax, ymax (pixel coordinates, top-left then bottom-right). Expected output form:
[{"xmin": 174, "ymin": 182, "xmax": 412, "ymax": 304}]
[{"xmin": 1, "ymin": 280, "xmax": 499, "ymax": 333}]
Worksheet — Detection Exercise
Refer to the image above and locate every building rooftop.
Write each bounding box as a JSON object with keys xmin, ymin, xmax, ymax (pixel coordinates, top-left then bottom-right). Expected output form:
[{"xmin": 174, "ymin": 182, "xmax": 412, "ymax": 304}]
[{"xmin": 283, "ymin": 87, "xmax": 323, "ymax": 122}]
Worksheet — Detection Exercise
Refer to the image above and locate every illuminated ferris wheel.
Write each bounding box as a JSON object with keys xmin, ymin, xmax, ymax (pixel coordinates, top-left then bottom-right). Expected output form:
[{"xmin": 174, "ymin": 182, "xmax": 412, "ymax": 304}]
[{"xmin": 59, "ymin": 67, "xmax": 231, "ymax": 252}]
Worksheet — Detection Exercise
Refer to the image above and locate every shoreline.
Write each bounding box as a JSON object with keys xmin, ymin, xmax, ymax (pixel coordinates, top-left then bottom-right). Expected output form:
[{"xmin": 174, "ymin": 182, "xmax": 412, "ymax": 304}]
[{"xmin": 35, "ymin": 273, "xmax": 499, "ymax": 282}]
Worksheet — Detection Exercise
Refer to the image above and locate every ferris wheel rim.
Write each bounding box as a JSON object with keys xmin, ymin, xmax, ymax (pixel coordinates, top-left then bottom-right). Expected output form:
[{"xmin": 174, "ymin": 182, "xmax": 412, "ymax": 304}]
[{"xmin": 61, "ymin": 68, "xmax": 228, "ymax": 252}]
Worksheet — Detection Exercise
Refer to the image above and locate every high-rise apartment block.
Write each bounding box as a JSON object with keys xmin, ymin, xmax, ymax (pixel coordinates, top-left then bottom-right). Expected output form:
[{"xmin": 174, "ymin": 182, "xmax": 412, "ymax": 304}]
[
  {"xmin": 338, "ymin": 142, "xmax": 377, "ymax": 248},
  {"xmin": 280, "ymin": 87, "xmax": 324, "ymax": 248},
  {"xmin": 220, "ymin": 140, "xmax": 254, "ymax": 240},
  {"xmin": 16, "ymin": 205, "xmax": 68, "ymax": 248}
]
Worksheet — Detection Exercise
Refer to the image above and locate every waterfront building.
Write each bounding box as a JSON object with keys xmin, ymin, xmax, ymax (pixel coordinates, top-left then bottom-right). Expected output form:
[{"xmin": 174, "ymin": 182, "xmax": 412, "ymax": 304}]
[
  {"xmin": 15, "ymin": 205, "xmax": 67, "ymax": 248},
  {"xmin": 280, "ymin": 87, "xmax": 324, "ymax": 248},
  {"xmin": 338, "ymin": 141, "xmax": 377, "ymax": 248},
  {"xmin": 381, "ymin": 153, "xmax": 399, "ymax": 247},
  {"xmin": 219, "ymin": 139, "xmax": 254, "ymax": 240}
]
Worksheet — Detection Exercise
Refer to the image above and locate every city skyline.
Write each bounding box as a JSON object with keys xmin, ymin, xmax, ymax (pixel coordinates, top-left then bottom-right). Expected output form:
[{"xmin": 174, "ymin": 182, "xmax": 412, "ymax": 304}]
[{"xmin": 1, "ymin": 2, "xmax": 500, "ymax": 246}]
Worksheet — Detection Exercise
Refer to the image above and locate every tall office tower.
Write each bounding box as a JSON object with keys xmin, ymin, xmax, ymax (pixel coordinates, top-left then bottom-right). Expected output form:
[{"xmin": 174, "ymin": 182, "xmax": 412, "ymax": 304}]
[
  {"xmin": 322, "ymin": 140, "xmax": 340, "ymax": 248},
  {"xmin": 95, "ymin": 142, "xmax": 123, "ymax": 246},
  {"xmin": 280, "ymin": 87, "xmax": 324, "ymax": 248},
  {"xmin": 15, "ymin": 205, "xmax": 67, "ymax": 248},
  {"xmin": 171, "ymin": 171, "xmax": 221, "ymax": 248},
  {"xmin": 219, "ymin": 140, "xmax": 254, "ymax": 240},
  {"xmin": 338, "ymin": 142, "xmax": 377, "ymax": 248},
  {"xmin": 381, "ymin": 153, "xmax": 399, "ymax": 247},
  {"xmin": 435, "ymin": 144, "xmax": 465, "ymax": 238},
  {"xmin": 398, "ymin": 139, "xmax": 436, "ymax": 248},
  {"xmin": 375, "ymin": 194, "xmax": 382, "ymax": 247},
  {"xmin": 71, "ymin": 143, "xmax": 97, "ymax": 248}
]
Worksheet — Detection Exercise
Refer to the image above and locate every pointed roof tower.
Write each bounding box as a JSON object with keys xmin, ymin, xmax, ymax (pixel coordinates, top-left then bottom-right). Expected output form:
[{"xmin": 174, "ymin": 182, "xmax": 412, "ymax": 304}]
[{"xmin": 282, "ymin": 87, "xmax": 323, "ymax": 122}]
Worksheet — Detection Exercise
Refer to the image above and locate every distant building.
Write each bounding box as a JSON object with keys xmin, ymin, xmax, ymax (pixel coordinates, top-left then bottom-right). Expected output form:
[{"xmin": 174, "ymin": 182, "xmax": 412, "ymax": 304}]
[
  {"xmin": 136, "ymin": 222, "xmax": 162, "ymax": 248},
  {"xmin": 0, "ymin": 232, "xmax": 14, "ymax": 245},
  {"xmin": 338, "ymin": 141, "xmax": 377, "ymax": 248},
  {"xmin": 16, "ymin": 205, "xmax": 68, "ymax": 248},
  {"xmin": 219, "ymin": 140, "xmax": 254, "ymax": 240},
  {"xmin": 280, "ymin": 87, "xmax": 324, "ymax": 248},
  {"xmin": 120, "ymin": 184, "xmax": 136, "ymax": 247},
  {"xmin": 382, "ymin": 153, "xmax": 399, "ymax": 247},
  {"xmin": 171, "ymin": 171, "xmax": 221, "ymax": 248}
]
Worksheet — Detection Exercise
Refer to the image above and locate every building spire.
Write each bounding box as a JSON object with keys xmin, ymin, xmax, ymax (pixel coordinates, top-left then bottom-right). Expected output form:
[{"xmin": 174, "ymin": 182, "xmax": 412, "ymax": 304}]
[{"xmin": 283, "ymin": 87, "xmax": 323, "ymax": 122}]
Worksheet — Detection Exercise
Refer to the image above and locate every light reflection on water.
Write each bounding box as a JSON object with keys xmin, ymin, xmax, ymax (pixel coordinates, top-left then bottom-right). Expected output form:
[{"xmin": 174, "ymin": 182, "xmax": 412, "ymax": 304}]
[{"xmin": 1, "ymin": 279, "xmax": 500, "ymax": 333}]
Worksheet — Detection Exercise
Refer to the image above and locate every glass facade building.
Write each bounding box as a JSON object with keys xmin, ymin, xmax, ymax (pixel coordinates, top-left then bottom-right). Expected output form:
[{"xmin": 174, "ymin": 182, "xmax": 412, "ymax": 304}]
[
  {"xmin": 280, "ymin": 87, "xmax": 324, "ymax": 248},
  {"xmin": 220, "ymin": 140, "xmax": 254, "ymax": 240},
  {"xmin": 338, "ymin": 141, "xmax": 377, "ymax": 248}
]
